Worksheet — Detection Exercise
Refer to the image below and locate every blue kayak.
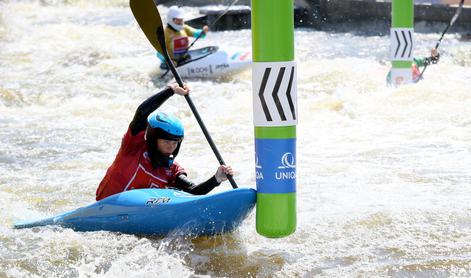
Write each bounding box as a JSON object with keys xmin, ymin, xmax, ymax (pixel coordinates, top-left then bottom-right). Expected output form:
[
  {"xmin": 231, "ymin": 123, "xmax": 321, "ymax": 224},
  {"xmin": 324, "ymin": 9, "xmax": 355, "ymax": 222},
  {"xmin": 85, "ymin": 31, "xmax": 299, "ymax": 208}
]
[{"xmin": 14, "ymin": 188, "xmax": 256, "ymax": 236}]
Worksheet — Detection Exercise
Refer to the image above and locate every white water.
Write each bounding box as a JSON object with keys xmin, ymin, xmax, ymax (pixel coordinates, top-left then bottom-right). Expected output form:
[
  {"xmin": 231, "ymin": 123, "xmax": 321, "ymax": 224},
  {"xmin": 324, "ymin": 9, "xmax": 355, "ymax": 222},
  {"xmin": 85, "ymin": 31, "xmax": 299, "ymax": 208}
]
[{"xmin": 1, "ymin": 1, "xmax": 471, "ymax": 277}]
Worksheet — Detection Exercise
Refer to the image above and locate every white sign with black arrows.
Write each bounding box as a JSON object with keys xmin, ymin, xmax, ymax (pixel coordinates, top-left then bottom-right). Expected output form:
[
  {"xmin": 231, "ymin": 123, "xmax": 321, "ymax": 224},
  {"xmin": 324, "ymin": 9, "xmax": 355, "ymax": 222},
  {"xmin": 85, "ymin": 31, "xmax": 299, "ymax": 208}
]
[
  {"xmin": 252, "ymin": 61, "xmax": 297, "ymax": 127},
  {"xmin": 390, "ymin": 28, "xmax": 414, "ymax": 61}
]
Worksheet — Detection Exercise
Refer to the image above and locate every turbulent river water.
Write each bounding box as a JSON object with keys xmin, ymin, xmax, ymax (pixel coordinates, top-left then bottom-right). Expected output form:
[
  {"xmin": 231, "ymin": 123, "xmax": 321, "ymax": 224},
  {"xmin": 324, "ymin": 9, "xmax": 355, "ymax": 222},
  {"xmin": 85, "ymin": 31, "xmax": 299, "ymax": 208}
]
[{"xmin": 1, "ymin": 0, "xmax": 471, "ymax": 277}]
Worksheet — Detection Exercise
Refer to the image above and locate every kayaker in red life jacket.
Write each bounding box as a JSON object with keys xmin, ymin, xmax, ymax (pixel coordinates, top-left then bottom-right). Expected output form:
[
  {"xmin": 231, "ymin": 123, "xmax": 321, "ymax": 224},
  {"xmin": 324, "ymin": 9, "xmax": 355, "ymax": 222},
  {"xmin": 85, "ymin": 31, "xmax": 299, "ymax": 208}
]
[
  {"xmin": 95, "ymin": 83, "xmax": 233, "ymax": 201},
  {"xmin": 387, "ymin": 48, "xmax": 440, "ymax": 85},
  {"xmin": 158, "ymin": 6, "xmax": 209, "ymax": 67}
]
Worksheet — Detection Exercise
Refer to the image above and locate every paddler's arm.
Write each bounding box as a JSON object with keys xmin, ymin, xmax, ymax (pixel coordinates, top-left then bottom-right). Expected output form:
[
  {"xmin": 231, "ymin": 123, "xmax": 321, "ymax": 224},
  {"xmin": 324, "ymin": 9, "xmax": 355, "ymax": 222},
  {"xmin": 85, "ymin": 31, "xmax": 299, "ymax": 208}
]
[
  {"xmin": 193, "ymin": 26, "xmax": 209, "ymax": 39},
  {"xmin": 129, "ymin": 83, "xmax": 189, "ymax": 136},
  {"xmin": 415, "ymin": 48, "xmax": 440, "ymax": 68},
  {"xmin": 413, "ymin": 57, "xmax": 426, "ymax": 68},
  {"xmin": 175, "ymin": 175, "xmax": 220, "ymax": 195},
  {"xmin": 175, "ymin": 165, "xmax": 234, "ymax": 195}
]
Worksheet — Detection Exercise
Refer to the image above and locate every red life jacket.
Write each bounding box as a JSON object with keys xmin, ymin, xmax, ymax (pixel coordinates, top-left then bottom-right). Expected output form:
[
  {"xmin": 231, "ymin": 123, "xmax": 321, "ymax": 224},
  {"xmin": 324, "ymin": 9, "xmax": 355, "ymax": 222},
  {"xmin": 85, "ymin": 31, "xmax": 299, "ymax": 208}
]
[
  {"xmin": 172, "ymin": 36, "xmax": 189, "ymax": 56},
  {"xmin": 96, "ymin": 129, "xmax": 185, "ymax": 201}
]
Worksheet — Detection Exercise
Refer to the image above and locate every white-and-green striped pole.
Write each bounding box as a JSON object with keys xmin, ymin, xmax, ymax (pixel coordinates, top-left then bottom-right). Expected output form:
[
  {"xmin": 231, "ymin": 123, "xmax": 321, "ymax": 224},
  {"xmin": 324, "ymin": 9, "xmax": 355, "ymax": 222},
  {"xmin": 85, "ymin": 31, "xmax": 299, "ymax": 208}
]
[
  {"xmin": 390, "ymin": 0, "xmax": 414, "ymax": 86},
  {"xmin": 252, "ymin": 0, "xmax": 297, "ymax": 238}
]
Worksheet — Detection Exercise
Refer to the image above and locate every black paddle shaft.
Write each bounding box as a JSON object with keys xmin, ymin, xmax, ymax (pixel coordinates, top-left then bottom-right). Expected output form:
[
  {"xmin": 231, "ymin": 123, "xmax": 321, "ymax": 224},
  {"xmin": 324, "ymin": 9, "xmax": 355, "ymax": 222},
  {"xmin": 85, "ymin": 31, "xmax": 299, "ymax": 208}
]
[
  {"xmin": 156, "ymin": 27, "xmax": 238, "ymax": 189},
  {"xmin": 420, "ymin": 0, "xmax": 465, "ymax": 79}
]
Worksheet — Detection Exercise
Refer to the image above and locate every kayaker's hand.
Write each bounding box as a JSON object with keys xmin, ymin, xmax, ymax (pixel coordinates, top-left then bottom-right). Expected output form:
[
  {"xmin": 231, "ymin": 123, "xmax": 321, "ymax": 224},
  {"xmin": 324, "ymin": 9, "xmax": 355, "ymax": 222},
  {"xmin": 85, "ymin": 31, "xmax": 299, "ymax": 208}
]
[
  {"xmin": 202, "ymin": 25, "xmax": 209, "ymax": 34},
  {"xmin": 431, "ymin": 53, "xmax": 440, "ymax": 64},
  {"xmin": 168, "ymin": 82, "xmax": 189, "ymax": 96},
  {"xmin": 430, "ymin": 48, "xmax": 440, "ymax": 64},
  {"xmin": 215, "ymin": 165, "xmax": 233, "ymax": 183}
]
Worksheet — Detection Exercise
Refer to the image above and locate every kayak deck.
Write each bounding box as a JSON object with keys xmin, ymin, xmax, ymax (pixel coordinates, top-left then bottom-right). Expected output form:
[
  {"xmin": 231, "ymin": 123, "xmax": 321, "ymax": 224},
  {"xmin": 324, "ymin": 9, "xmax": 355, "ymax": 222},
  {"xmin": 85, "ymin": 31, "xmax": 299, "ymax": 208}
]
[{"xmin": 14, "ymin": 188, "xmax": 257, "ymax": 236}]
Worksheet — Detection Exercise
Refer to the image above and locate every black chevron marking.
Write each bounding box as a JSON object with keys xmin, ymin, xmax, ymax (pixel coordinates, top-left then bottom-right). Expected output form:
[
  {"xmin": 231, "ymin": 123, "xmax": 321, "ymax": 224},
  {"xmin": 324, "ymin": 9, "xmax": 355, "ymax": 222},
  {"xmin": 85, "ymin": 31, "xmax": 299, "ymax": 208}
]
[
  {"xmin": 286, "ymin": 66, "xmax": 296, "ymax": 120},
  {"xmin": 272, "ymin": 67, "xmax": 287, "ymax": 121},
  {"xmin": 259, "ymin": 68, "xmax": 272, "ymax": 121},
  {"xmin": 394, "ymin": 30, "xmax": 401, "ymax": 58},
  {"xmin": 401, "ymin": 30, "xmax": 408, "ymax": 58},
  {"xmin": 407, "ymin": 30, "xmax": 413, "ymax": 58}
]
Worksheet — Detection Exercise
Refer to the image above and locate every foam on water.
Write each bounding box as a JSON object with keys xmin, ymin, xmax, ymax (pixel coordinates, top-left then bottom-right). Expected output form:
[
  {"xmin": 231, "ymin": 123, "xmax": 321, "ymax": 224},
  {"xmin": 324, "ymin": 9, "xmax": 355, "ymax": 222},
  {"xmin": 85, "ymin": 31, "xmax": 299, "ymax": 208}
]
[{"xmin": 1, "ymin": 0, "xmax": 471, "ymax": 277}]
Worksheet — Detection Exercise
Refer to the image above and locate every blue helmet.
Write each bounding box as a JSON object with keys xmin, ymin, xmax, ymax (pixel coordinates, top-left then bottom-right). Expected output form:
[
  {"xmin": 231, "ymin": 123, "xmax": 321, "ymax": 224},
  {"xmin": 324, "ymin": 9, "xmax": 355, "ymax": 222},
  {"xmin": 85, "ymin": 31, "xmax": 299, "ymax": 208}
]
[
  {"xmin": 147, "ymin": 111, "xmax": 184, "ymax": 140},
  {"xmin": 146, "ymin": 111, "xmax": 184, "ymax": 168}
]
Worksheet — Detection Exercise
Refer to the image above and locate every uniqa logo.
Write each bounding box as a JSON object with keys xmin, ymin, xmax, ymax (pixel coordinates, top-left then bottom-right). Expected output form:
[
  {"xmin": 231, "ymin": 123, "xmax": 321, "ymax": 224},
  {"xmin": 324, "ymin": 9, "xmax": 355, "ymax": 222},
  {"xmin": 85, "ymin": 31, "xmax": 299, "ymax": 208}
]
[
  {"xmin": 275, "ymin": 152, "xmax": 296, "ymax": 180},
  {"xmin": 277, "ymin": 152, "xmax": 296, "ymax": 169}
]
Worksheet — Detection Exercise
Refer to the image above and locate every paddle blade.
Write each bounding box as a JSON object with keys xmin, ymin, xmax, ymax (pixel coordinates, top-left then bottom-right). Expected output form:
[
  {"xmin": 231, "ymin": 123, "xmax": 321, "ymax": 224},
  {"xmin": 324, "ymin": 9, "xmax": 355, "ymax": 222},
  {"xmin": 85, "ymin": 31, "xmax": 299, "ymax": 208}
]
[{"xmin": 130, "ymin": 0, "xmax": 165, "ymax": 54}]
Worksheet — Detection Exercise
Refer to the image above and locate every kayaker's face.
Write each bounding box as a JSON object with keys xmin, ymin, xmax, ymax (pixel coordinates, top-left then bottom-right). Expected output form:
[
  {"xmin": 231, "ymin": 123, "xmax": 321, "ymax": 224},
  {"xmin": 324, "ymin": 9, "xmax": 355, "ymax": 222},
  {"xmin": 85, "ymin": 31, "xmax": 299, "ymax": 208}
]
[
  {"xmin": 172, "ymin": 18, "xmax": 183, "ymax": 26},
  {"xmin": 157, "ymin": 139, "xmax": 180, "ymax": 156}
]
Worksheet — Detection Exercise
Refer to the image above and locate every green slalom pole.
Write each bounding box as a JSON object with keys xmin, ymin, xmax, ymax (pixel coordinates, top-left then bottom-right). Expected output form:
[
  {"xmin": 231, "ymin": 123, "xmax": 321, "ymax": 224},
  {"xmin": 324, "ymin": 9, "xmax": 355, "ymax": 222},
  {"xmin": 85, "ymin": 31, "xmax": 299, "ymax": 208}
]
[
  {"xmin": 252, "ymin": 0, "xmax": 297, "ymax": 238},
  {"xmin": 390, "ymin": 0, "xmax": 414, "ymax": 86}
]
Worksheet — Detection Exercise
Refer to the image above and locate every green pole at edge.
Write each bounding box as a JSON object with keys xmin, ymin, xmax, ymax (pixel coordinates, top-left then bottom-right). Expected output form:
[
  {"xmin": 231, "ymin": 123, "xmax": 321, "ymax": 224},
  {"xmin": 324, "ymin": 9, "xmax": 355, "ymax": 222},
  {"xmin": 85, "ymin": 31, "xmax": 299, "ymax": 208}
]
[
  {"xmin": 252, "ymin": 0, "xmax": 297, "ymax": 238},
  {"xmin": 390, "ymin": 0, "xmax": 414, "ymax": 86}
]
